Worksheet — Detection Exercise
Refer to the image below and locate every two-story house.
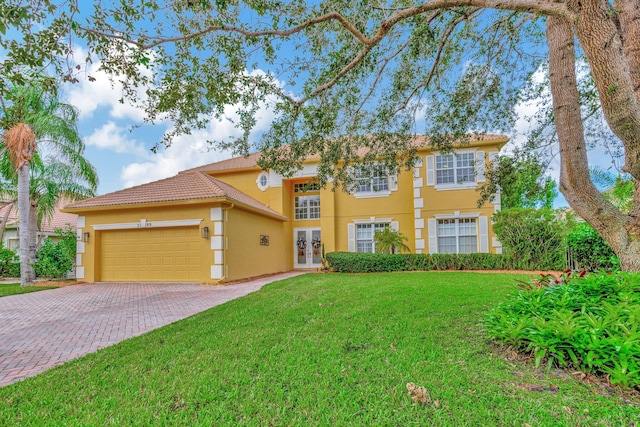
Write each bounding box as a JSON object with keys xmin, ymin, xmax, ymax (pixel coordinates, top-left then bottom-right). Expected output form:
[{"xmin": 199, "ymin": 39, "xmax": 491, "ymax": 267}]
[{"xmin": 63, "ymin": 134, "xmax": 506, "ymax": 283}]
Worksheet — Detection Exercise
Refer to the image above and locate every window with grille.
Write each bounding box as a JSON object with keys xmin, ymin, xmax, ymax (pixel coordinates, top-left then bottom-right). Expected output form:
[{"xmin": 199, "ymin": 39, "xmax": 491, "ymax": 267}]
[
  {"xmin": 355, "ymin": 223, "xmax": 388, "ymax": 253},
  {"xmin": 354, "ymin": 166, "xmax": 389, "ymax": 193},
  {"xmin": 294, "ymin": 195, "xmax": 320, "ymax": 220},
  {"xmin": 437, "ymin": 218, "xmax": 478, "ymax": 253},
  {"xmin": 436, "ymin": 153, "xmax": 475, "ymax": 185}
]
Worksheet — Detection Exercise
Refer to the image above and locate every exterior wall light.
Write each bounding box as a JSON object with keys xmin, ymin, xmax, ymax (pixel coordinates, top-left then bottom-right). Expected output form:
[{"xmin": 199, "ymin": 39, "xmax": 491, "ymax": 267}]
[
  {"xmin": 82, "ymin": 232, "xmax": 90, "ymax": 242},
  {"xmin": 201, "ymin": 226, "xmax": 209, "ymax": 239}
]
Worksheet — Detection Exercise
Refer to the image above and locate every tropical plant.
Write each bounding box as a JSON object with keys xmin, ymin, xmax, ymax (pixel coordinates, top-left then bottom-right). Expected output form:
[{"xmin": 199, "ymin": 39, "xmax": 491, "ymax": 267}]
[
  {"xmin": 373, "ymin": 228, "xmax": 410, "ymax": 254},
  {"xmin": 0, "ymin": 76, "xmax": 96, "ymax": 286},
  {"xmin": 486, "ymin": 272, "xmax": 640, "ymax": 389},
  {"xmin": 0, "ymin": 154, "xmax": 97, "ymax": 247}
]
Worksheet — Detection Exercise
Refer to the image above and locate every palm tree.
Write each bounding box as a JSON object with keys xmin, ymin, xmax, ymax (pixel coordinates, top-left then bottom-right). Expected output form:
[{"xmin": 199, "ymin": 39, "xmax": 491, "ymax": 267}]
[
  {"xmin": 373, "ymin": 227, "xmax": 411, "ymax": 254},
  {"xmin": 0, "ymin": 77, "xmax": 95, "ymax": 286},
  {"xmin": 0, "ymin": 154, "xmax": 97, "ymax": 247}
]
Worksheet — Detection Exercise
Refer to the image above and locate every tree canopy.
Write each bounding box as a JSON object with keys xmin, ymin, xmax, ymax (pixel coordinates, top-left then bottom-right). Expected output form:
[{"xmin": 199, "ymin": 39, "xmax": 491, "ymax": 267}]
[{"xmin": 4, "ymin": 0, "xmax": 640, "ymax": 269}]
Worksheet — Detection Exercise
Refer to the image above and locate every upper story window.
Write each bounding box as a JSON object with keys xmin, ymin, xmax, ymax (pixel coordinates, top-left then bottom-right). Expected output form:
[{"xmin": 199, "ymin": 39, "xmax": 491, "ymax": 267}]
[
  {"xmin": 436, "ymin": 153, "xmax": 475, "ymax": 185},
  {"xmin": 294, "ymin": 195, "xmax": 320, "ymax": 220},
  {"xmin": 293, "ymin": 181, "xmax": 320, "ymax": 220},
  {"xmin": 256, "ymin": 171, "xmax": 270, "ymax": 191},
  {"xmin": 294, "ymin": 182, "xmax": 320, "ymax": 193},
  {"xmin": 355, "ymin": 166, "xmax": 389, "ymax": 193}
]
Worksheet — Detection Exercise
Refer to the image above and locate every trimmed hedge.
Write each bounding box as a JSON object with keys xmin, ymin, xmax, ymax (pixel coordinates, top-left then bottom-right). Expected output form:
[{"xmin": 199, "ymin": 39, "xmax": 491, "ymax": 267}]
[{"xmin": 325, "ymin": 252, "xmax": 516, "ymax": 273}]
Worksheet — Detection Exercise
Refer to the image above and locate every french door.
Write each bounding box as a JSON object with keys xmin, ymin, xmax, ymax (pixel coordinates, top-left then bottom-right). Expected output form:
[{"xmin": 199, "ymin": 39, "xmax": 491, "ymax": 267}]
[{"xmin": 294, "ymin": 228, "xmax": 322, "ymax": 268}]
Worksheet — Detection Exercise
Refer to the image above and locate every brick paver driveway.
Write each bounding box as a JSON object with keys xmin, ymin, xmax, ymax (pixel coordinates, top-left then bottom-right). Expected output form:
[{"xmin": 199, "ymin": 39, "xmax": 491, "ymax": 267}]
[{"xmin": 0, "ymin": 272, "xmax": 304, "ymax": 387}]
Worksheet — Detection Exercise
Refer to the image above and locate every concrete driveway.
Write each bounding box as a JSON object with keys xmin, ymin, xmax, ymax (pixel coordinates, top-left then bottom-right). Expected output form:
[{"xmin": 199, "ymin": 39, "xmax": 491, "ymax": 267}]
[{"xmin": 0, "ymin": 272, "xmax": 304, "ymax": 387}]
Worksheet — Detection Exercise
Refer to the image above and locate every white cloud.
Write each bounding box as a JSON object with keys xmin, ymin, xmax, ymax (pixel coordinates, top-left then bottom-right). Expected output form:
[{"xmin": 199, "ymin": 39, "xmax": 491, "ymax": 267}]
[
  {"xmin": 120, "ymin": 102, "xmax": 278, "ymax": 188},
  {"xmin": 65, "ymin": 47, "xmax": 151, "ymax": 122},
  {"xmin": 84, "ymin": 122, "xmax": 149, "ymax": 157}
]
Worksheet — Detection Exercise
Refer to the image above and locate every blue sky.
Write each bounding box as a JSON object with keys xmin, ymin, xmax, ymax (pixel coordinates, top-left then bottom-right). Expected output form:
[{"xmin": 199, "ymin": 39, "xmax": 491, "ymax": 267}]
[{"xmin": 63, "ymin": 47, "xmax": 278, "ymax": 196}]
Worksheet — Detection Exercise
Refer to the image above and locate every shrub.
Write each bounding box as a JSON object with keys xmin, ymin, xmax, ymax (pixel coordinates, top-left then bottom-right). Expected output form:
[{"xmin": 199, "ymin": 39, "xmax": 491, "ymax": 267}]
[
  {"xmin": 34, "ymin": 238, "xmax": 74, "ymax": 279},
  {"xmin": 325, "ymin": 252, "xmax": 514, "ymax": 273},
  {"xmin": 6, "ymin": 262, "xmax": 20, "ymax": 277},
  {"xmin": 567, "ymin": 222, "xmax": 619, "ymax": 271},
  {"xmin": 485, "ymin": 272, "xmax": 640, "ymax": 389},
  {"xmin": 0, "ymin": 244, "xmax": 18, "ymax": 276},
  {"xmin": 493, "ymin": 208, "xmax": 570, "ymax": 271}
]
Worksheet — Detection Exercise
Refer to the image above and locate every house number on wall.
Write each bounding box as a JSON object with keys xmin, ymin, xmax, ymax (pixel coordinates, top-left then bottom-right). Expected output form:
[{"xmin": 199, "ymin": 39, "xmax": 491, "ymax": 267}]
[{"xmin": 260, "ymin": 235, "xmax": 269, "ymax": 246}]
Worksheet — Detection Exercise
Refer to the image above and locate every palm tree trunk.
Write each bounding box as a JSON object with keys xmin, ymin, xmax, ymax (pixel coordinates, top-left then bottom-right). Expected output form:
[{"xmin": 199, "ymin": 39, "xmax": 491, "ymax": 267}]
[{"xmin": 18, "ymin": 164, "xmax": 35, "ymax": 286}]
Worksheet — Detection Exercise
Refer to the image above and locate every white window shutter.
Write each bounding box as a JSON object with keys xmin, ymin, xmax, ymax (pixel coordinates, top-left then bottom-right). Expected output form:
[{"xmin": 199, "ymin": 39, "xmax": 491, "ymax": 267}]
[
  {"xmin": 489, "ymin": 151, "xmax": 499, "ymax": 165},
  {"xmin": 479, "ymin": 216, "xmax": 489, "ymax": 253},
  {"xmin": 476, "ymin": 151, "xmax": 486, "ymax": 183},
  {"xmin": 348, "ymin": 223, "xmax": 355, "ymax": 252},
  {"xmin": 426, "ymin": 155, "xmax": 435, "ymax": 186},
  {"xmin": 428, "ymin": 219, "xmax": 437, "ymax": 254},
  {"xmin": 390, "ymin": 221, "xmax": 399, "ymax": 231},
  {"xmin": 390, "ymin": 173, "xmax": 398, "ymax": 191}
]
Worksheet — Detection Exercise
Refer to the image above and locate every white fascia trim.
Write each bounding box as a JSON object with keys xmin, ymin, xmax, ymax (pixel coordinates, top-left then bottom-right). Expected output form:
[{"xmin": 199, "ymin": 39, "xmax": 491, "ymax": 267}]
[
  {"xmin": 93, "ymin": 219, "xmax": 203, "ymax": 230},
  {"xmin": 353, "ymin": 191, "xmax": 391, "ymax": 199},
  {"xmin": 434, "ymin": 212, "xmax": 481, "ymax": 219},
  {"xmin": 353, "ymin": 217, "xmax": 393, "ymax": 224}
]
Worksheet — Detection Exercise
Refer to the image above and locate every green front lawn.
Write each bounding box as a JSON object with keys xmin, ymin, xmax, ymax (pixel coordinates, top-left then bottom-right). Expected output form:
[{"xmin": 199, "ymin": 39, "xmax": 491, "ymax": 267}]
[
  {"xmin": 0, "ymin": 283, "xmax": 57, "ymax": 297},
  {"xmin": 0, "ymin": 272, "xmax": 637, "ymax": 425}
]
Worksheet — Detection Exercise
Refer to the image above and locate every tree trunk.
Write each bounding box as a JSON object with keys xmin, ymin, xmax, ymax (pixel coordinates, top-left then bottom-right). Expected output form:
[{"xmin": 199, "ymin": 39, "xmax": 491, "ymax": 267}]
[
  {"xmin": 569, "ymin": 0, "xmax": 640, "ymax": 180},
  {"xmin": 547, "ymin": 16, "xmax": 640, "ymax": 271},
  {"xmin": 28, "ymin": 197, "xmax": 39, "ymax": 272},
  {"xmin": 18, "ymin": 164, "xmax": 35, "ymax": 286}
]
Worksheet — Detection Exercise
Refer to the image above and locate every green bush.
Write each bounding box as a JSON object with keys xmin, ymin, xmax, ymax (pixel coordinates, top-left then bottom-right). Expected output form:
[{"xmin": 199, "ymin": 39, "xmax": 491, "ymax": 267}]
[
  {"xmin": 567, "ymin": 222, "xmax": 619, "ymax": 271},
  {"xmin": 7, "ymin": 262, "xmax": 20, "ymax": 277},
  {"xmin": 0, "ymin": 244, "xmax": 18, "ymax": 276},
  {"xmin": 34, "ymin": 238, "xmax": 74, "ymax": 279},
  {"xmin": 485, "ymin": 272, "xmax": 640, "ymax": 389},
  {"xmin": 493, "ymin": 208, "xmax": 570, "ymax": 270},
  {"xmin": 325, "ymin": 252, "xmax": 514, "ymax": 273}
]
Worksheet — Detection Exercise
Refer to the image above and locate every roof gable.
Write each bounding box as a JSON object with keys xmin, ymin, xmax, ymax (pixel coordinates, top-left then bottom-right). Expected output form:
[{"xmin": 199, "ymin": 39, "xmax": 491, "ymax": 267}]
[{"xmin": 64, "ymin": 172, "xmax": 285, "ymax": 219}]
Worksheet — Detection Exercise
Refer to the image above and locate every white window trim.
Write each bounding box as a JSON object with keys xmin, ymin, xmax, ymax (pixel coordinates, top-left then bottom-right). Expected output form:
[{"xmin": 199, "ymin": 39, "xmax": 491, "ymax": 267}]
[
  {"xmin": 353, "ymin": 190, "xmax": 392, "ymax": 199},
  {"xmin": 436, "ymin": 217, "xmax": 479, "ymax": 254},
  {"xmin": 434, "ymin": 212, "xmax": 481, "ymax": 219},
  {"xmin": 355, "ymin": 222, "xmax": 391, "ymax": 253},
  {"xmin": 353, "ymin": 217, "xmax": 394, "ymax": 224},
  {"xmin": 256, "ymin": 171, "xmax": 270, "ymax": 191},
  {"xmin": 432, "ymin": 148, "xmax": 478, "ymax": 191},
  {"xmin": 352, "ymin": 164, "xmax": 396, "ymax": 198},
  {"xmin": 294, "ymin": 195, "xmax": 320, "ymax": 220}
]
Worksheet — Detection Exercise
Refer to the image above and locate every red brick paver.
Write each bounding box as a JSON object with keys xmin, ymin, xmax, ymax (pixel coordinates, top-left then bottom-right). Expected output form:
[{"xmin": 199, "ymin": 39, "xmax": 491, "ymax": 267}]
[{"xmin": 0, "ymin": 272, "xmax": 305, "ymax": 387}]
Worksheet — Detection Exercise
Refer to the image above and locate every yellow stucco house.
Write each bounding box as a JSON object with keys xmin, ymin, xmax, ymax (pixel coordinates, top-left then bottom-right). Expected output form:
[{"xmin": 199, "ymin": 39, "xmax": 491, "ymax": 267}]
[{"xmin": 63, "ymin": 134, "xmax": 507, "ymax": 283}]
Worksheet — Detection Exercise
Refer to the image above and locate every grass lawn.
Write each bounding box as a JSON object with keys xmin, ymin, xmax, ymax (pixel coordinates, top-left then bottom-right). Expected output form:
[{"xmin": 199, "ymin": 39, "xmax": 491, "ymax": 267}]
[
  {"xmin": 0, "ymin": 272, "xmax": 637, "ymax": 425},
  {"xmin": 0, "ymin": 283, "xmax": 57, "ymax": 297}
]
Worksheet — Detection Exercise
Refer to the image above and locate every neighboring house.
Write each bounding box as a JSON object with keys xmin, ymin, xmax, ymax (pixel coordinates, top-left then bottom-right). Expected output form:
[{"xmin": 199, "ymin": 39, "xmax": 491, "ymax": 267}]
[
  {"xmin": 63, "ymin": 135, "xmax": 506, "ymax": 283},
  {"xmin": 0, "ymin": 201, "xmax": 77, "ymax": 251}
]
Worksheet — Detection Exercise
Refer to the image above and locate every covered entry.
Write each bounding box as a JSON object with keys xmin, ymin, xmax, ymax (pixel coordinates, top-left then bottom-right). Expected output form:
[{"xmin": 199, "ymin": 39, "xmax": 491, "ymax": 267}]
[{"xmin": 100, "ymin": 226, "xmax": 202, "ymax": 282}]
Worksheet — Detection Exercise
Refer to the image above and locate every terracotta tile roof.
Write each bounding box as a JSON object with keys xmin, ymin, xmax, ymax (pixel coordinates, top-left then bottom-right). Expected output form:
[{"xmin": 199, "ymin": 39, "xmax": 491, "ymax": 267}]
[
  {"xmin": 64, "ymin": 172, "xmax": 286, "ymax": 219},
  {"xmin": 41, "ymin": 210, "xmax": 78, "ymax": 233},
  {"xmin": 181, "ymin": 151, "xmax": 262, "ymax": 174},
  {"xmin": 185, "ymin": 134, "xmax": 508, "ymax": 174},
  {"xmin": 0, "ymin": 201, "xmax": 77, "ymax": 232}
]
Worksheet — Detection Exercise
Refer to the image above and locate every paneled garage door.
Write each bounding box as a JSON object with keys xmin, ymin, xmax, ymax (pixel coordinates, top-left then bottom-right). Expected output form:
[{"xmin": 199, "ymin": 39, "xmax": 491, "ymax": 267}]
[{"xmin": 100, "ymin": 227, "xmax": 201, "ymax": 282}]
